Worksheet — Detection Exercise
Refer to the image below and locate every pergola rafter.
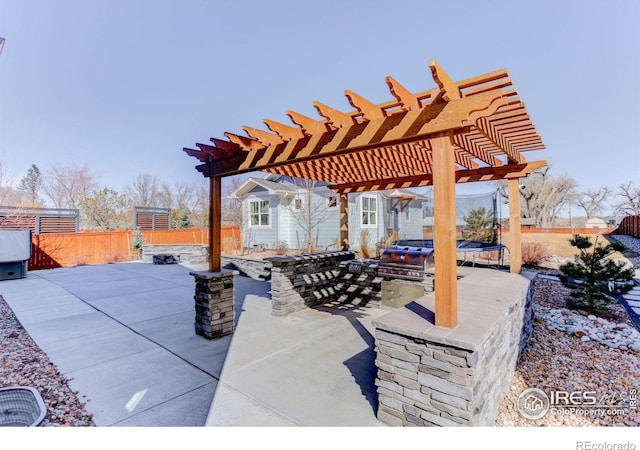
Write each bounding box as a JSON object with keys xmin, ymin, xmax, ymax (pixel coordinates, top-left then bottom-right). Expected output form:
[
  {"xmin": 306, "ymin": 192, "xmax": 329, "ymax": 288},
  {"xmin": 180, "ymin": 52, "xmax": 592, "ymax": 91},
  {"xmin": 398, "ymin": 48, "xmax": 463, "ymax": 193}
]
[{"xmin": 184, "ymin": 59, "xmax": 547, "ymax": 329}]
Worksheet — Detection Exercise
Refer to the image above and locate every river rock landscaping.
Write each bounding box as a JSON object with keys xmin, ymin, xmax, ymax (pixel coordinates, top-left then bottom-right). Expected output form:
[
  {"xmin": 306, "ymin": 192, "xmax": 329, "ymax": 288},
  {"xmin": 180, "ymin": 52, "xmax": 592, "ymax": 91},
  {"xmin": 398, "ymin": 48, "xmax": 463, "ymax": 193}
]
[{"xmin": 496, "ymin": 275, "xmax": 640, "ymax": 426}]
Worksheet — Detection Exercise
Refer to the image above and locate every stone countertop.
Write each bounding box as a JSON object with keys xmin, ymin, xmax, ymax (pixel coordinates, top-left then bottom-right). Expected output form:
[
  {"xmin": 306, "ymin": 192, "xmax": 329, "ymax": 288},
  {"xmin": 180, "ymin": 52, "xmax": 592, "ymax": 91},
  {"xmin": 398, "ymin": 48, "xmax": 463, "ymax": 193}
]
[{"xmin": 372, "ymin": 267, "xmax": 531, "ymax": 352}]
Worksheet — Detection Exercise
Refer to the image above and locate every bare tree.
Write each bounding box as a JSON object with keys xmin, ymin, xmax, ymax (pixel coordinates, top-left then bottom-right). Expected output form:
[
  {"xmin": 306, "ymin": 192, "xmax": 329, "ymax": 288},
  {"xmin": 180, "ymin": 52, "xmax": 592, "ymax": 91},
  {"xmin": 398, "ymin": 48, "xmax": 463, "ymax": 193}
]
[
  {"xmin": 497, "ymin": 165, "xmax": 579, "ymax": 227},
  {"xmin": 125, "ymin": 173, "xmax": 161, "ymax": 207},
  {"xmin": 157, "ymin": 181, "xmax": 195, "ymax": 210},
  {"xmin": 157, "ymin": 180, "xmax": 199, "ymax": 228},
  {"xmin": 577, "ymin": 186, "xmax": 612, "ymax": 219},
  {"xmin": 223, "ymin": 176, "xmax": 247, "ymax": 250},
  {"xmin": 0, "ymin": 159, "xmax": 22, "ymax": 205},
  {"xmin": 0, "ymin": 159, "xmax": 32, "ymax": 228},
  {"xmin": 613, "ymin": 181, "xmax": 640, "ymax": 216},
  {"xmin": 190, "ymin": 181, "xmax": 209, "ymax": 243},
  {"xmin": 285, "ymin": 178, "xmax": 331, "ymax": 252},
  {"xmin": 43, "ymin": 163, "xmax": 100, "ymax": 209}
]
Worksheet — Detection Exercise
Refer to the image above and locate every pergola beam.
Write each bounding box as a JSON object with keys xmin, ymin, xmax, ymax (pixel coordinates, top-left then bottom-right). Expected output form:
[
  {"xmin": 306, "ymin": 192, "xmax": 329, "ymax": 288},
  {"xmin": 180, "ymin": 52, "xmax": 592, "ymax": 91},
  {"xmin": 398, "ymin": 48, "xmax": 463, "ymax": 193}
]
[{"xmin": 331, "ymin": 160, "xmax": 547, "ymax": 193}]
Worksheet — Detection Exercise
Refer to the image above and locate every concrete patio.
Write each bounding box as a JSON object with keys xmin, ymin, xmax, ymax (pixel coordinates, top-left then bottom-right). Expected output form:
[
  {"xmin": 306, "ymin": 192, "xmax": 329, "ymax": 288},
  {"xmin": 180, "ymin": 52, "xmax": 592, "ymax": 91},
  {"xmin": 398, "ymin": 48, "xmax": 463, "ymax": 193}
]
[{"xmin": 0, "ymin": 261, "xmax": 387, "ymax": 426}]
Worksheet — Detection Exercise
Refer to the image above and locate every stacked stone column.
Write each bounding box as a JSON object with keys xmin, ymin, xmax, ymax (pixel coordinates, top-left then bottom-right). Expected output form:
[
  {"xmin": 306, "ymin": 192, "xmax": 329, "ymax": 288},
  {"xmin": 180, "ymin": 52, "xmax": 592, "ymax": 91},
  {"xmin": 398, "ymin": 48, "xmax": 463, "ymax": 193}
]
[{"xmin": 190, "ymin": 271, "xmax": 235, "ymax": 339}]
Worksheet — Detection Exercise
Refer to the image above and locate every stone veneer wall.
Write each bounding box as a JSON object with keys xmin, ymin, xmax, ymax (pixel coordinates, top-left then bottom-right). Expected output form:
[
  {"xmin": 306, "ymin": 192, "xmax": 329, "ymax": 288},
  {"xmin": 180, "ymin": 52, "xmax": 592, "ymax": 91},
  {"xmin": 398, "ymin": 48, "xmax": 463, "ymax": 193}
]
[
  {"xmin": 189, "ymin": 271, "xmax": 235, "ymax": 339},
  {"xmin": 267, "ymin": 251, "xmax": 385, "ymax": 316},
  {"xmin": 142, "ymin": 244, "xmax": 209, "ymax": 266},
  {"xmin": 373, "ymin": 270, "xmax": 534, "ymax": 426},
  {"xmin": 221, "ymin": 255, "xmax": 272, "ymax": 280},
  {"xmin": 334, "ymin": 259, "xmax": 383, "ymax": 309}
]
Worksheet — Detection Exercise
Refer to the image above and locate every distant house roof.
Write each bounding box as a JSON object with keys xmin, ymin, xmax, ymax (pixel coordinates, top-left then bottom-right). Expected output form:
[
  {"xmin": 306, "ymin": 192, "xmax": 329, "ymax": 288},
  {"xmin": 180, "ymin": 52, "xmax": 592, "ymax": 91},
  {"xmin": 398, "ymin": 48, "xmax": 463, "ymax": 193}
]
[
  {"xmin": 229, "ymin": 177, "xmax": 298, "ymax": 199},
  {"xmin": 380, "ymin": 188, "xmax": 430, "ymax": 202}
]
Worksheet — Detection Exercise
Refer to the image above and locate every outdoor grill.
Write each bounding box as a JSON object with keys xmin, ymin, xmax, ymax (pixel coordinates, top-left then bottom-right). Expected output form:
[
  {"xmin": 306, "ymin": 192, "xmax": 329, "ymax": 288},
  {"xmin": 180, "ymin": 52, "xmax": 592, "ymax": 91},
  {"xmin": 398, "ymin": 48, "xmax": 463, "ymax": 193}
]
[
  {"xmin": 378, "ymin": 240, "xmax": 435, "ymax": 282},
  {"xmin": 377, "ymin": 241, "xmax": 435, "ymax": 308}
]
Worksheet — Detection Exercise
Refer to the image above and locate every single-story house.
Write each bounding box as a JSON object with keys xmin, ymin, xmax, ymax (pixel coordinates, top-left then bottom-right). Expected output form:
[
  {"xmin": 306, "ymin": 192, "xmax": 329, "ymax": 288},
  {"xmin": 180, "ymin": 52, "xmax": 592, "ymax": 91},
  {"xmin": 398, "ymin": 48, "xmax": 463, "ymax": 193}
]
[
  {"xmin": 585, "ymin": 217, "xmax": 607, "ymax": 229},
  {"xmin": 229, "ymin": 174, "xmax": 429, "ymax": 252}
]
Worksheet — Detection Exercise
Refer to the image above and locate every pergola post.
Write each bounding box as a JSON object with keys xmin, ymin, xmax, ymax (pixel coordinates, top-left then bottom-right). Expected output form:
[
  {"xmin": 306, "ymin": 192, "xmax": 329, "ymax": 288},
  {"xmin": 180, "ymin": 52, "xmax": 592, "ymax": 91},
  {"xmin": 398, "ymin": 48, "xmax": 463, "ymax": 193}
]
[
  {"xmin": 209, "ymin": 175, "xmax": 222, "ymax": 272},
  {"xmin": 508, "ymin": 178, "xmax": 522, "ymax": 274},
  {"xmin": 431, "ymin": 135, "xmax": 457, "ymax": 328},
  {"xmin": 339, "ymin": 193, "xmax": 349, "ymax": 249}
]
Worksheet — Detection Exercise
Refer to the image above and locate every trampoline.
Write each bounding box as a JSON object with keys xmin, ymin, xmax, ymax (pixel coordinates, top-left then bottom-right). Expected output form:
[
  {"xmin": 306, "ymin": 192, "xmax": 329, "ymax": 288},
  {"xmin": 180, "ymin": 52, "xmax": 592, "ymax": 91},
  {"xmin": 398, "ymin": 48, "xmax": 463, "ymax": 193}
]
[{"xmin": 388, "ymin": 239, "xmax": 506, "ymax": 267}]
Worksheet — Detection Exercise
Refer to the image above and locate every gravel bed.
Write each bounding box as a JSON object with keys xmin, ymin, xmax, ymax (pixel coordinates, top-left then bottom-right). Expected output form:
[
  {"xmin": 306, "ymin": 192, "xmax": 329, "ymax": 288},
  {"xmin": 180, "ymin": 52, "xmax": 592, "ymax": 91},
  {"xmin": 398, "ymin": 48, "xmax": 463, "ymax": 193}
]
[
  {"xmin": 609, "ymin": 234, "xmax": 640, "ymax": 278},
  {"xmin": 610, "ymin": 234, "xmax": 640, "ymax": 255},
  {"xmin": 0, "ymin": 296, "xmax": 95, "ymax": 427},
  {"xmin": 496, "ymin": 278, "xmax": 640, "ymax": 426}
]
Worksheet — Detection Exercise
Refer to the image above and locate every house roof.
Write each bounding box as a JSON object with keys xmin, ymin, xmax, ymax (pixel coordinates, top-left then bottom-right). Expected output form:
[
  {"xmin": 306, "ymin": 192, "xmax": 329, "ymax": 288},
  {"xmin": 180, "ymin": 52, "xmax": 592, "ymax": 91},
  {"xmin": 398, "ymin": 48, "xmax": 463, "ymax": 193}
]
[
  {"xmin": 380, "ymin": 188, "xmax": 430, "ymax": 202},
  {"xmin": 229, "ymin": 177, "xmax": 298, "ymax": 199}
]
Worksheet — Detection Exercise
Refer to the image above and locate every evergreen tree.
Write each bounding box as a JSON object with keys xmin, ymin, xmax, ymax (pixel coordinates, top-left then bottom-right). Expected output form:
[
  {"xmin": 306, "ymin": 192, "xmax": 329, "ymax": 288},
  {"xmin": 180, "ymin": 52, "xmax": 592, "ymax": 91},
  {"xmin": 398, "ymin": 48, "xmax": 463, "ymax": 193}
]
[
  {"xmin": 174, "ymin": 205, "xmax": 192, "ymax": 229},
  {"xmin": 18, "ymin": 164, "xmax": 43, "ymax": 205},
  {"xmin": 131, "ymin": 226, "xmax": 146, "ymax": 257},
  {"xmin": 461, "ymin": 207, "xmax": 494, "ymax": 242},
  {"xmin": 559, "ymin": 235, "xmax": 635, "ymax": 312}
]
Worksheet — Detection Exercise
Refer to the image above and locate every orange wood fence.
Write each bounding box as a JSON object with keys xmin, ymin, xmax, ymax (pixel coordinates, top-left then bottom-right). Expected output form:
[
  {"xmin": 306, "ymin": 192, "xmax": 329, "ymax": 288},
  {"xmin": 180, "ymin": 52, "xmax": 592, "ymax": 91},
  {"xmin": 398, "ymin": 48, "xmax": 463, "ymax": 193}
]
[
  {"xmin": 29, "ymin": 227, "xmax": 240, "ymax": 270},
  {"xmin": 500, "ymin": 227, "xmax": 616, "ymax": 235},
  {"xmin": 616, "ymin": 215, "xmax": 640, "ymax": 238}
]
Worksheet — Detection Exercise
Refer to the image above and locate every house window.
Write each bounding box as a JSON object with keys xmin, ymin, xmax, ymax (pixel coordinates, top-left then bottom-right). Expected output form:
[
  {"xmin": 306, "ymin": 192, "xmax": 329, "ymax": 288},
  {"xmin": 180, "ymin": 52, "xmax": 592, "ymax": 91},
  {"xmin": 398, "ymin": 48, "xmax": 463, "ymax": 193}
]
[
  {"xmin": 294, "ymin": 198, "xmax": 302, "ymax": 210},
  {"xmin": 327, "ymin": 196, "xmax": 337, "ymax": 208},
  {"xmin": 249, "ymin": 200, "xmax": 270, "ymax": 227},
  {"xmin": 361, "ymin": 196, "xmax": 377, "ymax": 226},
  {"xmin": 405, "ymin": 207, "xmax": 411, "ymax": 222}
]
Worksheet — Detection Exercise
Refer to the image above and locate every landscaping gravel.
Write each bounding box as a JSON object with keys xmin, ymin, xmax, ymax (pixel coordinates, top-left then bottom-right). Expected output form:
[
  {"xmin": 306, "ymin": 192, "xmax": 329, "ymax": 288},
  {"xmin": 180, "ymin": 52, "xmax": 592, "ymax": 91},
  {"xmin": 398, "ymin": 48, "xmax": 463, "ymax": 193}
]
[
  {"xmin": 0, "ymin": 296, "xmax": 95, "ymax": 427},
  {"xmin": 496, "ymin": 277, "xmax": 640, "ymax": 426}
]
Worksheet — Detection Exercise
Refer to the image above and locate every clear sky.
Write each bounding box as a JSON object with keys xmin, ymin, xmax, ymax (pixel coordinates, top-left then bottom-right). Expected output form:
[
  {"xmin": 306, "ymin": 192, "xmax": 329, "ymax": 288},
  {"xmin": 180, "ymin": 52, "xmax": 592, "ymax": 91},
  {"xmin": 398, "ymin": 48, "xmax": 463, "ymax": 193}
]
[{"xmin": 0, "ymin": 0, "xmax": 638, "ymax": 203}]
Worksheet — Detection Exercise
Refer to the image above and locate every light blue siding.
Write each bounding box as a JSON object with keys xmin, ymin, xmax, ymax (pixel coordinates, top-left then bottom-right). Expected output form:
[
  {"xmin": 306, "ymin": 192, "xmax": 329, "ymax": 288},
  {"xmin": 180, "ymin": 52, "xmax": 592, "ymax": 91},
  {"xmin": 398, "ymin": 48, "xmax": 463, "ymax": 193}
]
[
  {"xmin": 244, "ymin": 192, "xmax": 278, "ymax": 249},
  {"xmin": 237, "ymin": 179, "xmax": 426, "ymax": 253}
]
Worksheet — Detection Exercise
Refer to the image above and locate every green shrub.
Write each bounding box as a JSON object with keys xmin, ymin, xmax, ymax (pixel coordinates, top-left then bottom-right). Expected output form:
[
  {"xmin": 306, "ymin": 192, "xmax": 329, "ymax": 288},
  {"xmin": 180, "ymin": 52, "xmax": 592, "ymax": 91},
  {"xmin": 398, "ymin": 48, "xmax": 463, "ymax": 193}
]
[{"xmin": 132, "ymin": 227, "xmax": 146, "ymax": 257}]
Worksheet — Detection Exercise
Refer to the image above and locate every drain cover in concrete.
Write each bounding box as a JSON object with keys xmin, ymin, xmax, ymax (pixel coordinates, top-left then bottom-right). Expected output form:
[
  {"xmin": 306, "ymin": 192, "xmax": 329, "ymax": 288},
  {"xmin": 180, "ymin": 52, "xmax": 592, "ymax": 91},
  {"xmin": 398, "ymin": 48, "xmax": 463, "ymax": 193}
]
[{"xmin": 0, "ymin": 386, "xmax": 47, "ymax": 427}]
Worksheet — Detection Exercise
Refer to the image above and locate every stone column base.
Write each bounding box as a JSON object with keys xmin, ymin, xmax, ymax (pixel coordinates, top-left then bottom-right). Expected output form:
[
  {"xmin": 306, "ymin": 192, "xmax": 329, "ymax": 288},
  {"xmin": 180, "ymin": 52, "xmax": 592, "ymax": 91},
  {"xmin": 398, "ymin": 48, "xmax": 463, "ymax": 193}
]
[{"xmin": 190, "ymin": 271, "xmax": 235, "ymax": 339}]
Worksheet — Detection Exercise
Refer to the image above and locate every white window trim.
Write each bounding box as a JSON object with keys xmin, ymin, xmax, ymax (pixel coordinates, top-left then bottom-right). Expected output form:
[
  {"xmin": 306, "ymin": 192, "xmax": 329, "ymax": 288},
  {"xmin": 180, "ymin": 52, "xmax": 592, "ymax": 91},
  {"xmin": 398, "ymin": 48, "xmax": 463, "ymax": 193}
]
[
  {"xmin": 360, "ymin": 195, "xmax": 377, "ymax": 228},
  {"xmin": 404, "ymin": 206, "xmax": 411, "ymax": 222},
  {"xmin": 248, "ymin": 200, "xmax": 271, "ymax": 228}
]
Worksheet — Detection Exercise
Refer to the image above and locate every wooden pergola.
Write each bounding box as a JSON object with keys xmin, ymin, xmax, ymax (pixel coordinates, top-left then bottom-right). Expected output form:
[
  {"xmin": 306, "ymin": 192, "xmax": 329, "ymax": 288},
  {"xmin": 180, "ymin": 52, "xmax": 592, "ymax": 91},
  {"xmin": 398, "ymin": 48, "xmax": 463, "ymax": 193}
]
[{"xmin": 184, "ymin": 59, "xmax": 546, "ymax": 328}]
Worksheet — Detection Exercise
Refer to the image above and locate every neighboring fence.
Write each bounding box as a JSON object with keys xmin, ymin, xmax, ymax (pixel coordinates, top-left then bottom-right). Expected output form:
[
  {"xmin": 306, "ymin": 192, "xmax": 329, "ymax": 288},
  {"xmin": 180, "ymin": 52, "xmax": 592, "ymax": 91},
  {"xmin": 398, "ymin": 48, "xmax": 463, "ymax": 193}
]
[
  {"xmin": 0, "ymin": 206, "xmax": 79, "ymax": 234},
  {"xmin": 133, "ymin": 207, "xmax": 171, "ymax": 230},
  {"xmin": 616, "ymin": 215, "xmax": 640, "ymax": 238},
  {"xmin": 28, "ymin": 227, "xmax": 240, "ymax": 270}
]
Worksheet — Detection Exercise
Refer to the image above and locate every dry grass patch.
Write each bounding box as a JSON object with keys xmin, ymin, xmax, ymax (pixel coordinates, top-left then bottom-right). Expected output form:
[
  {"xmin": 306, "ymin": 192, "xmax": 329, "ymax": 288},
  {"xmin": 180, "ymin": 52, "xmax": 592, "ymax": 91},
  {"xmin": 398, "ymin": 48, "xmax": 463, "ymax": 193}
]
[{"xmin": 501, "ymin": 232, "xmax": 626, "ymax": 259}]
